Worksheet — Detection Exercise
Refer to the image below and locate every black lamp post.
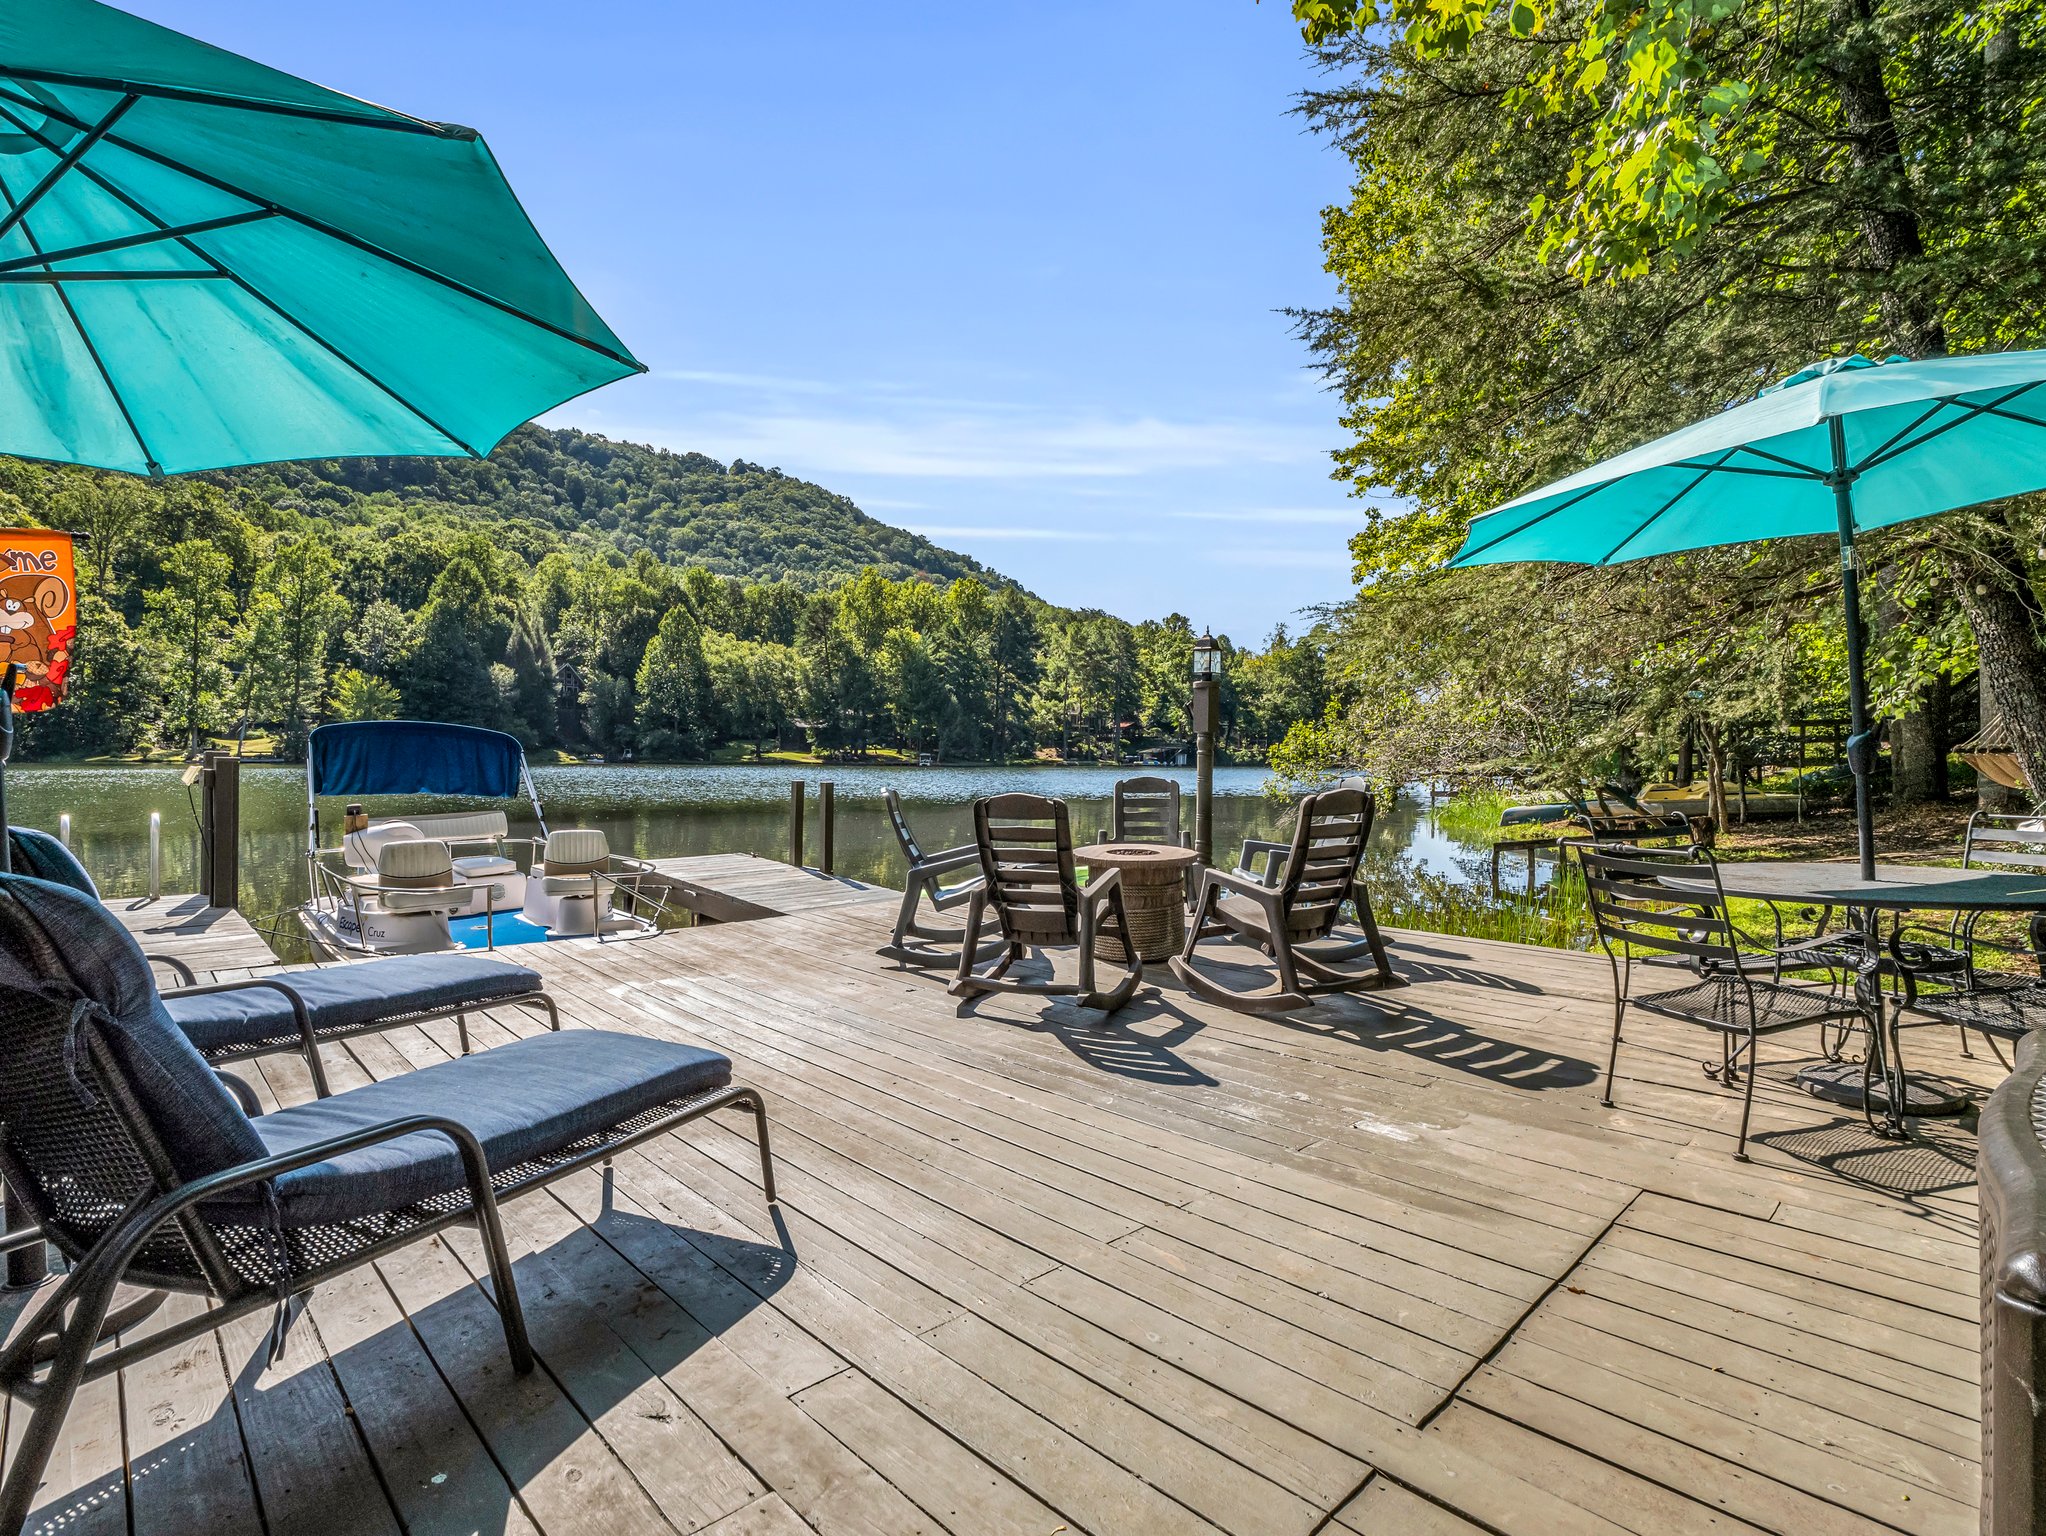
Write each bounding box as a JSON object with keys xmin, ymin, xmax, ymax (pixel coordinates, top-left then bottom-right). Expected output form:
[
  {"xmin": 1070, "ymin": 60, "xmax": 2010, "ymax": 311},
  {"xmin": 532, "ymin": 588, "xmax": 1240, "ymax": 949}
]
[{"xmin": 1190, "ymin": 631, "xmax": 1220, "ymax": 866}]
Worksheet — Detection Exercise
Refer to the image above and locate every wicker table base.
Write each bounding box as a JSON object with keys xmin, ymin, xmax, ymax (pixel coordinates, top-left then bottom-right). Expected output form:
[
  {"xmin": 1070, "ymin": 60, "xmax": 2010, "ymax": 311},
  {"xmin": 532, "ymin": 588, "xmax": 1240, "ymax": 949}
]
[{"xmin": 1074, "ymin": 843, "xmax": 1199, "ymax": 964}]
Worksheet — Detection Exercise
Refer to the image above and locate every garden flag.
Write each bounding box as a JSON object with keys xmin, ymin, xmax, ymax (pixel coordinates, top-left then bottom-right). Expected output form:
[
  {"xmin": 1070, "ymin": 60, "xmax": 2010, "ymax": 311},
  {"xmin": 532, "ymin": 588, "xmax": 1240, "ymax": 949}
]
[{"xmin": 0, "ymin": 530, "xmax": 77, "ymax": 711}]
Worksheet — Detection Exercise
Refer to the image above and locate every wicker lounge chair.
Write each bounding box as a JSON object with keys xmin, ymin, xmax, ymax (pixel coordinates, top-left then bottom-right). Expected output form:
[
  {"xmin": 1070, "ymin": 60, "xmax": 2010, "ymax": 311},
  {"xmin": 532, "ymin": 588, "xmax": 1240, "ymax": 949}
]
[
  {"xmin": 0, "ymin": 872, "xmax": 775, "ymax": 1534},
  {"xmin": 1577, "ymin": 842, "xmax": 1871, "ymax": 1158},
  {"xmin": 879, "ymin": 789, "xmax": 987, "ymax": 967},
  {"xmin": 1172, "ymin": 785, "xmax": 1398, "ymax": 1012},
  {"xmin": 949, "ymin": 793, "xmax": 1143, "ymax": 1014}
]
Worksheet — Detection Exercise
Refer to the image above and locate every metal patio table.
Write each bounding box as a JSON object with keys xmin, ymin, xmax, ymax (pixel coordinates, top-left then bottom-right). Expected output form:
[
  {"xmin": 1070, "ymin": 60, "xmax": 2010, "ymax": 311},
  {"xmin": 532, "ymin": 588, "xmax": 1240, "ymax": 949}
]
[{"xmin": 1664, "ymin": 861, "xmax": 2046, "ymax": 1135}]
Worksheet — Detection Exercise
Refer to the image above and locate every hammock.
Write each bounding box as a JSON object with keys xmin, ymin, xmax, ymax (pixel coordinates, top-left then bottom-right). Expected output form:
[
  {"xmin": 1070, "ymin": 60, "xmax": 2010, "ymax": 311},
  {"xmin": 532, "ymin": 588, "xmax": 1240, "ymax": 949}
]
[{"xmin": 1958, "ymin": 699, "xmax": 2027, "ymax": 789}]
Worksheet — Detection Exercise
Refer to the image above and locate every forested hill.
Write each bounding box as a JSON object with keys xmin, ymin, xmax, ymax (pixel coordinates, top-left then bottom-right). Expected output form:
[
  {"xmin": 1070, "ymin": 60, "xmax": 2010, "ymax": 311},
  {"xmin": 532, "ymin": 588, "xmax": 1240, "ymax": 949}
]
[{"xmin": 219, "ymin": 425, "xmax": 1009, "ymax": 593}]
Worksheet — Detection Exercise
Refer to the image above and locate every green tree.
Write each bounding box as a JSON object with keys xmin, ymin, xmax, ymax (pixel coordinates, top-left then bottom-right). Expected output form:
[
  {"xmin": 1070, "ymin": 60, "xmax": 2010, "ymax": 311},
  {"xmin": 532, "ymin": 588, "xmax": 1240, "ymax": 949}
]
[
  {"xmin": 636, "ymin": 606, "xmax": 712, "ymax": 757},
  {"xmin": 1287, "ymin": 0, "xmax": 2046, "ymax": 792},
  {"xmin": 253, "ymin": 537, "xmax": 349, "ymax": 749},
  {"xmin": 329, "ymin": 667, "xmax": 401, "ymax": 722},
  {"xmin": 18, "ymin": 594, "xmax": 160, "ymax": 758},
  {"xmin": 143, "ymin": 540, "xmax": 234, "ymax": 753},
  {"xmin": 703, "ymin": 632, "xmax": 796, "ymax": 753}
]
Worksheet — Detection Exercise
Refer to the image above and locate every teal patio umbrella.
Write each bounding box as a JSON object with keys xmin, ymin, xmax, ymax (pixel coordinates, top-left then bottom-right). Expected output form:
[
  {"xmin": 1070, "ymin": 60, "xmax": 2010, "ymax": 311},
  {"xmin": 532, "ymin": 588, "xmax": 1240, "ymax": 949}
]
[
  {"xmin": 1450, "ymin": 350, "xmax": 2046, "ymax": 879},
  {"xmin": 0, "ymin": 0, "xmax": 643, "ymax": 475}
]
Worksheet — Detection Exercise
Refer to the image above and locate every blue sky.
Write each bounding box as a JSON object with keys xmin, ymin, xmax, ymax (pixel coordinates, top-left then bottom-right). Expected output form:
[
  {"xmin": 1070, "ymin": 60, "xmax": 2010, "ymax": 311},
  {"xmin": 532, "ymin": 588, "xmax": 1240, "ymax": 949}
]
[{"xmin": 130, "ymin": 1, "xmax": 1368, "ymax": 642}]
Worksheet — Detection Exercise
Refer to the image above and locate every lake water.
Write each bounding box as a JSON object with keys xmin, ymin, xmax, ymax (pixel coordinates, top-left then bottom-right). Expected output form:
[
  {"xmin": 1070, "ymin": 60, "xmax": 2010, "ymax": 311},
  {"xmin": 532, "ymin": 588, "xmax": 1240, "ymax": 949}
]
[{"xmin": 8, "ymin": 762, "xmax": 1572, "ymax": 961}]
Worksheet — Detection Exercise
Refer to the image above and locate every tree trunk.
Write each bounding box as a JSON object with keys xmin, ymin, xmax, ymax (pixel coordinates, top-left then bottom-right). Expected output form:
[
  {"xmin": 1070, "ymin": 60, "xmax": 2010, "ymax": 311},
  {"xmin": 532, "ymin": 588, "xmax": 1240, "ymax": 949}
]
[
  {"xmin": 1952, "ymin": 528, "xmax": 2046, "ymax": 802},
  {"xmin": 1891, "ymin": 691, "xmax": 1944, "ymax": 803},
  {"xmin": 1827, "ymin": 0, "xmax": 1946, "ymax": 358},
  {"xmin": 1701, "ymin": 723, "xmax": 1730, "ymax": 831}
]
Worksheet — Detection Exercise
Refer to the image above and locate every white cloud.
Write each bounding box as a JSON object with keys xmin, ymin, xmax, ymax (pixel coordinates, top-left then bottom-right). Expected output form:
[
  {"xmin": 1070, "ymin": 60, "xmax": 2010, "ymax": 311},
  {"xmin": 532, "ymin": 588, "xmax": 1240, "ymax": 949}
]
[
  {"xmin": 906, "ymin": 525, "xmax": 1119, "ymax": 543},
  {"xmin": 1204, "ymin": 545, "xmax": 1344, "ymax": 570},
  {"xmin": 654, "ymin": 368, "xmax": 840, "ymax": 394},
  {"xmin": 1170, "ymin": 507, "xmax": 1366, "ymax": 525},
  {"xmin": 673, "ymin": 408, "xmax": 1322, "ymax": 480}
]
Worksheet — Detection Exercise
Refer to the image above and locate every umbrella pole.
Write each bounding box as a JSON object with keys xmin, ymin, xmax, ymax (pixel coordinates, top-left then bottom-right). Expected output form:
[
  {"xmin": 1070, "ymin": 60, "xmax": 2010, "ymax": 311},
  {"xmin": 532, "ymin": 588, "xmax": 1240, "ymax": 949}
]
[{"xmin": 1828, "ymin": 420, "xmax": 1878, "ymax": 881}]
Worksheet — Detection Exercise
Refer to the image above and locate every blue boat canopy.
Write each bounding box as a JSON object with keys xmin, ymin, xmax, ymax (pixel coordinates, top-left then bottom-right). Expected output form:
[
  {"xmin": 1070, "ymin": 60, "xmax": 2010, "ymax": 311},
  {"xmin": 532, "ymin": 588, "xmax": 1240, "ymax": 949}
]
[{"xmin": 308, "ymin": 721, "xmax": 528, "ymax": 799}]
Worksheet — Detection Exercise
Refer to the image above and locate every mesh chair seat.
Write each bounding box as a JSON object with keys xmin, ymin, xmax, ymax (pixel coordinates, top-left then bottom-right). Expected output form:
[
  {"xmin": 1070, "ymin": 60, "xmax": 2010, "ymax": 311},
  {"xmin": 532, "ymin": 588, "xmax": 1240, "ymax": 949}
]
[
  {"xmin": 1632, "ymin": 972, "xmax": 1861, "ymax": 1033},
  {"xmin": 1899, "ymin": 976, "xmax": 2046, "ymax": 1041},
  {"xmin": 165, "ymin": 953, "xmax": 544, "ymax": 1060}
]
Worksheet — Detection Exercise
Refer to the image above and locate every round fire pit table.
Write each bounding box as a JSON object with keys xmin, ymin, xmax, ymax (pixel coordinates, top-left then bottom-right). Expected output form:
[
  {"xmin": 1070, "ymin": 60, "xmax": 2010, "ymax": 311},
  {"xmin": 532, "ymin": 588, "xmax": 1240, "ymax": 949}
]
[{"xmin": 1074, "ymin": 843, "xmax": 1200, "ymax": 965}]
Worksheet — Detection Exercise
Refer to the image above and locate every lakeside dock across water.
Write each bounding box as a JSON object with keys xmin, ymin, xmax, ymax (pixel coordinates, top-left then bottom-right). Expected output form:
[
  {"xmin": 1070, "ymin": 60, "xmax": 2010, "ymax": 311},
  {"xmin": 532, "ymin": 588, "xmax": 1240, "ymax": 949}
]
[{"xmin": 42, "ymin": 852, "xmax": 1986, "ymax": 1536}]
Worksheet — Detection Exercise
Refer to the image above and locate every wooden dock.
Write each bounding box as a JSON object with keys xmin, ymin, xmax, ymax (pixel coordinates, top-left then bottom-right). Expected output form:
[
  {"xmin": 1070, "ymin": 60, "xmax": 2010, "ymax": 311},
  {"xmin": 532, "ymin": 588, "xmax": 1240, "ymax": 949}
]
[{"xmin": 13, "ymin": 857, "xmax": 1989, "ymax": 1536}]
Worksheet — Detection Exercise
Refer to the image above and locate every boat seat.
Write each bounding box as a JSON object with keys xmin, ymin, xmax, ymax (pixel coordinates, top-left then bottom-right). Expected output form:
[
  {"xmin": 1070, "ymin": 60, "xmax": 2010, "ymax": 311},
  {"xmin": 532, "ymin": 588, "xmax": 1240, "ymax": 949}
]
[
  {"xmin": 406, "ymin": 810, "xmax": 513, "ymax": 844},
  {"xmin": 374, "ymin": 840, "xmax": 469, "ymax": 911},
  {"xmin": 344, "ymin": 820, "xmax": 423, "ymax": 871},
  {"xmin": 454, "ymin": 853, "xmax": 520, "ymax": 879},
  {"xmin": 537, "ymin": 829, "xmax": 615, "ymax": 894},
  {"xmin": 538, "ymin": 828, "xmax": 610, "ymax": 876}
]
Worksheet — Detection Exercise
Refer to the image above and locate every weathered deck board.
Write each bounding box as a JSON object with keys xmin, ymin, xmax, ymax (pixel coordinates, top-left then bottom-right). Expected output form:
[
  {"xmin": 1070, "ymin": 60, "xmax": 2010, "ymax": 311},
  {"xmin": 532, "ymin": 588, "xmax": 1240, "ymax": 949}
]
[
  {"xmin": 105, "ymin": 893, "xmax": 275, "ymax": 973},
  {"xmin": 15, "ymin": 855, "xmax": 1995, "ymax": 1536}
]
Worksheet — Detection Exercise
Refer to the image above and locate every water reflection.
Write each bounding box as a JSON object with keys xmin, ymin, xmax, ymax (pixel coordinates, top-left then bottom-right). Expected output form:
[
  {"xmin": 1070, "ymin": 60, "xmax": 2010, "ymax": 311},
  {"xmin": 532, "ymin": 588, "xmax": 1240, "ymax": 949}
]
[{"xmin": 10, "ymin": 763, "xmax": 1587, "ymax": 961}]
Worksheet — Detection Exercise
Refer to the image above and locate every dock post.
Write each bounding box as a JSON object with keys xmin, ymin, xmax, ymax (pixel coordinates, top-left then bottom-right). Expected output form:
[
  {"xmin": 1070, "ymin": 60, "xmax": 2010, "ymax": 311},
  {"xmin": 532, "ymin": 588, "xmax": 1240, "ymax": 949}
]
[
  {"xmin": 148, "ymin": 811, "xmax": 162, "ymax": 899},
  {"xmin": 819, "ymin": 781, "xmax": 835, "ymax": 873},
  {"xmin": 789, "ymin": 779, "xmax": 805, "ymax": 869},
  {"xmin": 57, "ymin": 813, "xmax": 69, "ymax": 847},
  {"xmin": 200, "ymin": 752, "xmax": 241, "ymax": 909}
]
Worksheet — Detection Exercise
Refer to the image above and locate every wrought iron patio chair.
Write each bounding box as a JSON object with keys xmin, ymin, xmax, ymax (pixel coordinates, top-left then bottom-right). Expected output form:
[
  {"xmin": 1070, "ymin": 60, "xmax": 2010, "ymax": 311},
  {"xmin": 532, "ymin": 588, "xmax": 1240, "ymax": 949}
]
[
  {"xmin": 1913, "ymin": 814, "xmax": 2046, "ymax": 1050},
  {"xmin": 1577, "ymin": 842, "xmax": 1872, "ymax": 1159},
  {"xmin": 879, "ymin": 789, "xmax": 988, "ymax": 967},
  {"xmin": 949, "ymin": 793, "xmax": 1143, "ymax": 1014},
  {"xmin": 0, "ymin": 872, "xmax": 776, "ymax": 1535},
  {"xmin": 1172, "ymin": 785, "xmax": 1399, "ymax": 1012}
]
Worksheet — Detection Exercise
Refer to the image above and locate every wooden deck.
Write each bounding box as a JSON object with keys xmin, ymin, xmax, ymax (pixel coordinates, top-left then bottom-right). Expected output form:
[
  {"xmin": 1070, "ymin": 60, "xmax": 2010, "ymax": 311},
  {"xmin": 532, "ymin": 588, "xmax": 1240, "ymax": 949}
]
[
  {"xmin": 13, "ymin": 859, "xmax": 1990, "ymax": 1536},
  {"xmin": 104, "ymin": 893, "xmax": 276, "ymax": 973}
]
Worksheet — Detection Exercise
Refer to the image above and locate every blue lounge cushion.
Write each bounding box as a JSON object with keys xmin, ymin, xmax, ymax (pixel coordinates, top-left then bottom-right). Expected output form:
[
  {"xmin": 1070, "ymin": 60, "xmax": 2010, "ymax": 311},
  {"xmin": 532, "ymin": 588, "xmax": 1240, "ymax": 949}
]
[
  {"xmin": 165, "ymin": 953, "xmax": 542, "ymax": 1056},
  {"xmin": 249, "ymin": 1030, "xmax": 732, "ymax": 1224},
  {"xmin": 0, "ymin": 874, "xmax": 267, "ymax": 1182},
  {"xmin": 9, "ymin": 827, "xmax": 97, "ymax": 897}
]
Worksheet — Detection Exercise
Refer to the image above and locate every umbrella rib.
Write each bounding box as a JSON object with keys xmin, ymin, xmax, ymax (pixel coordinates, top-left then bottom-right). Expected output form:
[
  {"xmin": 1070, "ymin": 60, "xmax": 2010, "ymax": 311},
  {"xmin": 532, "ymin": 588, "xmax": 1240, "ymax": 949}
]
[
  {"xmin": 1854, "ymin": 381, "xmax": 2046, "ymax": 473},
  {"xmin": 1, "ymin": 68, "xmax": 460, "ymax": 139},
  {"xmin": 0, "ymin": 94, "xmax": 136, "ymax": 245},
  {"xmin": 1853, "ymin": 398, "xmax": 1952, "ymax": 471},
  {"xmin": 0, "ymin": 209, "xmax": 275, "ymax": 274},
  {"xmin": 215, "ymin": 265, "xmax": 486, "ymax": 457},
  {"xmin": 1448, "ymin": 477, "xmax": 1619, "ymax": 566},
  {"xmin": 1597, "ymin": 451, "xmax": 1735, "ymax": 564},
  {"xmin": 0, "ymin": 106, "xmax": 484, "ymax": 458},
  {"xmin": 1724, "ymin": 443, "xmax": 1824, "ymax": 475},
  {"xmin": 0, "ymin": 86, "xmax": 643, "ymax": 374},
  {"xmin": 1669, "ymin": 459, "xmax": 1811, "ymax": 479},
  {"xmin": 0, "ymin": 165, "xmax": 160, "ymax": 474},
  {"xmin": 0, "ymin": 270, "xmax": 229, "ymax": 282}
]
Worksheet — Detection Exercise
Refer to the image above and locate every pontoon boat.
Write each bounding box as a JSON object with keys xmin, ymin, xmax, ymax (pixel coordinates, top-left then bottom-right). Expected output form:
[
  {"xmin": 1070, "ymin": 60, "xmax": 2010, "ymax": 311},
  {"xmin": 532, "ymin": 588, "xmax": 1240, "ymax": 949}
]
[{"xmin": 299, "ymin": 720, "xmax": 664, "ymax": 957}]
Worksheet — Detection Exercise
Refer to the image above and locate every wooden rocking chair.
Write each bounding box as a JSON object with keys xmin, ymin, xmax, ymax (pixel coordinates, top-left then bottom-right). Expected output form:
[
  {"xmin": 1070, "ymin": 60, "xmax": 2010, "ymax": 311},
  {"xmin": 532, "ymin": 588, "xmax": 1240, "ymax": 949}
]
[
  {"xmin": 1172, "ymin": 785, "xmax": 1400, "ymax": 1012},
  {"xmin": 879, "ymin": 789, "xmax": 989, "ymax": 967},
  {"xmin": 949, "ymin": 793, "xmax": 1144, "ymax": 1014}
]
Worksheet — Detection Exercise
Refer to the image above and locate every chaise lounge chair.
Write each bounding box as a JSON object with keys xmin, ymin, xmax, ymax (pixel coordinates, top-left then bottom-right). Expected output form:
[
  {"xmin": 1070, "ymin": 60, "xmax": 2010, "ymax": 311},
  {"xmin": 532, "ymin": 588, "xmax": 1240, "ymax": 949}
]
[
  {"xmin": 9, "ymin": 826, "xmax": 197, "ymax": 983},
  {"xmin": 0, "ymin": 871, "xmax": 776, "ymax": 1534},
  {"xmin": 948, "ymin": 793, "xmax": 1144, "ymax": 1014},
  {"xmin": 4, "ymin": 826, "xmax": 559, "ymax": 1099},
  {"xmin": 1172, "ymin": 785, "xmax": 1400, "ymax": 1011}
]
